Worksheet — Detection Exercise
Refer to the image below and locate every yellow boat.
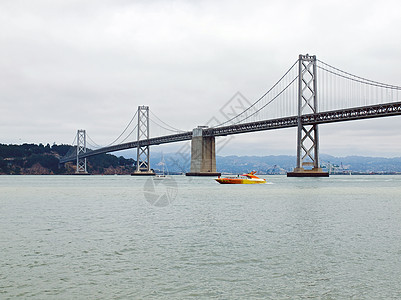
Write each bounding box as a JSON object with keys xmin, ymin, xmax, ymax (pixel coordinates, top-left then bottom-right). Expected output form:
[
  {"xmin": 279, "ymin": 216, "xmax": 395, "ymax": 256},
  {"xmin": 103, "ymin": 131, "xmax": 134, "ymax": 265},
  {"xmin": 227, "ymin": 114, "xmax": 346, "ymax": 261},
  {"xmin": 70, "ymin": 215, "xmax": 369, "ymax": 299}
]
[{"xmin": 215, "ymin": 171, "xmax": 266, "ymax": 184}]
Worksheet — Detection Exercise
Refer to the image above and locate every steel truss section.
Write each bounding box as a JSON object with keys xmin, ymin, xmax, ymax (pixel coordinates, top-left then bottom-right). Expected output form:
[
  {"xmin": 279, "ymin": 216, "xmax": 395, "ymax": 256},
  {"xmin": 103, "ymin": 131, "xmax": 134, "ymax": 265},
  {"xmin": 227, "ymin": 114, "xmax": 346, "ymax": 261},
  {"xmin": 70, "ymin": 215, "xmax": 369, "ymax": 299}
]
[
  {"xmin": 76, "ymin": 129, "xmax": 87, "ymax": 173},
  {"xmin": 135, "ymin": 106, "xmax": 151, "ymax": 172},
  {"xmin": 207, "ymin": 116, "xmax": 298, "ymax": 137},
  {"xmin": 296, "ymin": 54, "xmax": 320, "ymax": 170},
  {"xmin": 60, "ymin": 101, "xmax": 401, "ymax": 164},
  {"xmin": 59, "ymin": 132, "xmax": 193, "ymax": 163},
  {"xmin": 60, "ymin": 98, "xmax": 401, "ymax": 166},
  {"xmin": 303, "ymin": 102, "xmax": 401, "ymax": 124}
]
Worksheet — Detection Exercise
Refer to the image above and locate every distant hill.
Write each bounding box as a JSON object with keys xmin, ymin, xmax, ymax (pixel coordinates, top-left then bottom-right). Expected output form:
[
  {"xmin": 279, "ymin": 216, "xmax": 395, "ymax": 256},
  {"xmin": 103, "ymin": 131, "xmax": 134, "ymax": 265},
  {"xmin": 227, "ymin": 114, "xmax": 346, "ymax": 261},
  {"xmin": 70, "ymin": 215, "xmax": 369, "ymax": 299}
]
[
  {"xmin": 148, "ymin": 152, "xmax": 401, "ymax": 174},
  {"xmin": 0, "ymin": 143, "xmax": 136, "ymax": 175},
  {"xmin": 319, "ymin": 154, "xmax": 401, "ymax": 174},
  {"xmin": 218, "ymin": 155, "xmax": 295, "ymax": 174},
  {"xmin": 2, "ymin": 143, "xmax": 401, "ymax": 175}
]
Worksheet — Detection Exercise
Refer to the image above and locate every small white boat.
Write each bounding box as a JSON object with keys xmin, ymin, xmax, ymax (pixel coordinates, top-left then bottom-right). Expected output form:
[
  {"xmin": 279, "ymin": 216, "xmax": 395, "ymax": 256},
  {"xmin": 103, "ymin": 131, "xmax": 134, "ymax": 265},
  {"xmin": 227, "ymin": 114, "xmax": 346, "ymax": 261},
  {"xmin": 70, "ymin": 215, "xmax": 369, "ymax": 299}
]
[
  {"xmin": 153, "ymin": 153, "xmax": 171, "ymax": 180},
  {"xmin": 154, "ymin": 174, "xmax": 171, "ymax": 180}
]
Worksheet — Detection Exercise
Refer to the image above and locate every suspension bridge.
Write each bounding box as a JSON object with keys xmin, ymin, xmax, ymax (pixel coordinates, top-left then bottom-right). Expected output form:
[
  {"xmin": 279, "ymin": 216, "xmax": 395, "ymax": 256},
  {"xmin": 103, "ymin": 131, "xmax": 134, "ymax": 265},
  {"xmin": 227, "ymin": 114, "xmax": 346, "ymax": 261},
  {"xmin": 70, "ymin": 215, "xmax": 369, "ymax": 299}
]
[{"xmin": 59, "ymin": 54, "xmax": 401, "ymax": 177}]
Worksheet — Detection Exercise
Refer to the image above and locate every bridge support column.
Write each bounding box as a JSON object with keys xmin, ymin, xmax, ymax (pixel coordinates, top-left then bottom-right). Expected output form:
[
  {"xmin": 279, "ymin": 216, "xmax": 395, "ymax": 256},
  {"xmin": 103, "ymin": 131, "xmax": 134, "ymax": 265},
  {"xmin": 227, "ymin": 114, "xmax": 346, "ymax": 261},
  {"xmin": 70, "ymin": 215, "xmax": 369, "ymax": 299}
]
[
  {"xmin": 288, "ymin": 54, "xmax": 328, "ymax": 177},
  {"xmin": 75, "ymin": 129, "xmax": 88, "ymax": 174},
  {"xmin": 132, "ymin": 106, "xmax": 155, "ymax": 176},
  {"xmin": 186, "ymin": 126, "xmax": 221, "ymax": 176}
]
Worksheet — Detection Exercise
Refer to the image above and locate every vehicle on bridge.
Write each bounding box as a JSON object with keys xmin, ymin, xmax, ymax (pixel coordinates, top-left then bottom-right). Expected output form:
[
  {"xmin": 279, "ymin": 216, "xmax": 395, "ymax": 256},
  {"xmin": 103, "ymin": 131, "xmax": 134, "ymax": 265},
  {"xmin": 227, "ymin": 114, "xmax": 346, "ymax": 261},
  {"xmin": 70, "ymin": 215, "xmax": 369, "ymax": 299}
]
[{"xmin": 215, "ymin": 171, "xmax": 266, "ymax": 184}]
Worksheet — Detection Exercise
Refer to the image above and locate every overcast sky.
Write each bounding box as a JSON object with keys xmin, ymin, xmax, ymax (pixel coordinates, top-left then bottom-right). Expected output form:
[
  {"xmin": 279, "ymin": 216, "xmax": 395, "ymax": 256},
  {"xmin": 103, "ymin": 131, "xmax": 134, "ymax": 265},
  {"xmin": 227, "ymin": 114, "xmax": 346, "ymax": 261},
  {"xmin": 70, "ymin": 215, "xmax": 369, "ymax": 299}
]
[{"xmin": 1, "ymin": 0, "xmax": 401, "ymax": 157}]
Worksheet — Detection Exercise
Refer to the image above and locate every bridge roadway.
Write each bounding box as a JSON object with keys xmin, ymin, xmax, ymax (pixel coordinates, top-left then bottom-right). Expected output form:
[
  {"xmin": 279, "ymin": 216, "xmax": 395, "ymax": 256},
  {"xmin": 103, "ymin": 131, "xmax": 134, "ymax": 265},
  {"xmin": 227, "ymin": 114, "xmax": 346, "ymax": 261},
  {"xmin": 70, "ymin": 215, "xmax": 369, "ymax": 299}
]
[{"xmin": 60, "ymin": 101, "xmax": 401, "ymax": 163}]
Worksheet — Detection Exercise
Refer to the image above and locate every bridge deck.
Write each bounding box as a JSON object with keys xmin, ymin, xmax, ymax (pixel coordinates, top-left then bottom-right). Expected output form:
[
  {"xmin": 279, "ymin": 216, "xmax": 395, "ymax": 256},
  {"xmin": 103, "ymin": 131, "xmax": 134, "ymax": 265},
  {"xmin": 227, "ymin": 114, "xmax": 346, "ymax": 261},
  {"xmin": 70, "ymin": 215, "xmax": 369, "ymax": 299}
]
[{"xmin": 60, "ymin": 101, "xmax": 401, "ymax": 163}]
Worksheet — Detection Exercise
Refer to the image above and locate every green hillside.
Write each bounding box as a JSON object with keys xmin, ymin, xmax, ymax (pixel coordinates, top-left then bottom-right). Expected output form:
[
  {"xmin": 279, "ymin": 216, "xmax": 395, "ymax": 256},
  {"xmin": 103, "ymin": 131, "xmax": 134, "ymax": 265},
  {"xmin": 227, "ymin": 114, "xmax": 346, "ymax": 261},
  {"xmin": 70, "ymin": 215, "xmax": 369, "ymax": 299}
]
[{"xmin": 0, "ymin": 143, "xmax": 136, "ymax": 175}]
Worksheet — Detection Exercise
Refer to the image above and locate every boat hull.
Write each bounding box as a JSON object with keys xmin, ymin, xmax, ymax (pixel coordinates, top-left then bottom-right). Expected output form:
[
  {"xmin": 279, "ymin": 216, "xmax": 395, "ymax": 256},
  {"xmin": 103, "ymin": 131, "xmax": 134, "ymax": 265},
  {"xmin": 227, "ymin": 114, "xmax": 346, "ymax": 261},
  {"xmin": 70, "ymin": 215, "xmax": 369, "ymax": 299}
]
[{"xmin": 215, "ymin": 178, "xmax": 265, "ymax": 184}]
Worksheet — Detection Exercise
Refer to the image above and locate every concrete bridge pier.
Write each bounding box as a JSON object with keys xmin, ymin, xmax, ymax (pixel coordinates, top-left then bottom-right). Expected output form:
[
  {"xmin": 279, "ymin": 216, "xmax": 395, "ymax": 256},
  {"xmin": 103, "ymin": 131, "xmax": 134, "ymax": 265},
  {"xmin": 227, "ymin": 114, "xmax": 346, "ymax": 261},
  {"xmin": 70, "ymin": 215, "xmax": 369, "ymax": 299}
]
[{"xmin": 186, "ymin": 126, "xmax": 221, "ymax": 176}]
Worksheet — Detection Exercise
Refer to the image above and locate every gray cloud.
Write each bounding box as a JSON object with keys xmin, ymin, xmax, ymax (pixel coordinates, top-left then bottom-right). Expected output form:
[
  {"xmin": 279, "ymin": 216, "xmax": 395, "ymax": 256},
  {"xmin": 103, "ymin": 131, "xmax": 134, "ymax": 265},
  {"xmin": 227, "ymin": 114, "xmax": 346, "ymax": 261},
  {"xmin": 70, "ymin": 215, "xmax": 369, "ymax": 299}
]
[{"xmin": 1, "ymin": 0, "xmax": 401, "ymax": 156}]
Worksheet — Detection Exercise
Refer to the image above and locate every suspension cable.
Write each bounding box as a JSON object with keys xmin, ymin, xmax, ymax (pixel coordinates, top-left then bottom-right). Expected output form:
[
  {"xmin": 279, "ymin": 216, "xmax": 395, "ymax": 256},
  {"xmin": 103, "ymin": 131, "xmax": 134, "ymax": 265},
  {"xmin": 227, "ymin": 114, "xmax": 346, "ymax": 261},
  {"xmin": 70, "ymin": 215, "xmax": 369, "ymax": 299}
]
[
  {"xmin": 71, "ymin": 134, "xmax": 77, "ymax": 146},
  {"xmin": 229, "ymin": 75, "xmax": 299, "ymax": 126},
  {"xmin": 118, "ymin": 124, "xmax": 138, "ymax": 144},
  {"xmin": 86, "ymin": 134, "xmax": 102, "ymax": 148},
  {"xmin": 213, "ymin": 59, "xmax": 299, "ymax": 127},
  {"xmin": 317, "ymin": 59, "xmax": 401, "ymax": 89},
  {"xmin": 317, "ymin": 65, "xmax": 401, "ymax": 90},
  {"xmin": 150, "ymin": 111, "xmax": 185, "ymax": 132},
  {"xmin": 149, "ymin": 116, "xmax": 184, "ymax": 133},
  {"xmin": 103, "ymin": 110, "xmax": 139, "ymax": 146},
  {"xmin": 74, "ymin": 109, "xmax": 138, "ymax": 149}
]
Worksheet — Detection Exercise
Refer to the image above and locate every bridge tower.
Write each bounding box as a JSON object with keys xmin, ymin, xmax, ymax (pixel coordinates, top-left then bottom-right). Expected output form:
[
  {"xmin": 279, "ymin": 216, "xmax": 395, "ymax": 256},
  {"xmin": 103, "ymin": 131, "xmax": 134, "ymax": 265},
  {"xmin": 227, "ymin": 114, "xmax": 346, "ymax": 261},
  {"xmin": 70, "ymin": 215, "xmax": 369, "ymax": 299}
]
[
  {"xmin": 186, "ymin": 126, "xmax": 221, "ymax": 176},
  {"xmin": 132, "ymin": 106, "xmax": 155, "ymax": 176},
  {"xmin": 76, "ymin": 129, "xmax": 88, "ymax": 174},
  {"xmin": 288, "ymin": 54, "xmax": 328, "ymax": 177}
]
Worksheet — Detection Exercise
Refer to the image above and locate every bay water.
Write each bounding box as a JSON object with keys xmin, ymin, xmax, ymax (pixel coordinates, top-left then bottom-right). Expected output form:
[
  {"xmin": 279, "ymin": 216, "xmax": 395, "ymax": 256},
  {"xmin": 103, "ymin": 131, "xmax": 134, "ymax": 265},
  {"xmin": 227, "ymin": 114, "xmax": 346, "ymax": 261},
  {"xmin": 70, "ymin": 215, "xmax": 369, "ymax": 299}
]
[{"xmin": 1, "ymin": 175, "xmax": 401, "ymax": 299}]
